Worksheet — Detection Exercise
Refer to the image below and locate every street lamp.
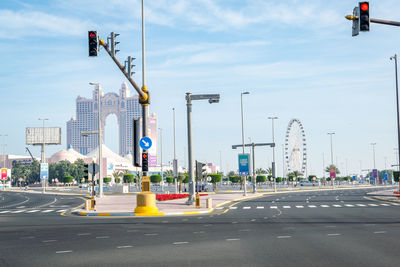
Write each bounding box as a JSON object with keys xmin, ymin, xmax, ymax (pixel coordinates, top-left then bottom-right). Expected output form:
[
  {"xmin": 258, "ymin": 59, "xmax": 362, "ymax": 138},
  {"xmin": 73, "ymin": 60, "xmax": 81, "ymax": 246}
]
[
  {"xmin": 88, "ymin": 82, "xmax": 104, "ymax": 198},
  {"xmin": 0, "ymin": 134, "xmax": 7, "ymax": 190},
  {"xmin": 390, "ymin": 55, "xmax": 400, "ymax": 186},
  {"xmin": 158, "ymin": 127, "xmax": 163, "ymax": 192},
  {"xmin": 172, "ymin": 108, "xmax": 178, "ymax": 193},
  {"xmin": 186, "ymin": 92, "xmax": 220, "ymax": 204},
  {"xmin": 241, "ymin": 92, "xmax": 249, "ymax": 196},
  {"xmin": 327, "ymin": 133, "xmax": 335, "ymax": 165},
  {"xmin": 371, "ymin": 142, "xmax": 377, "ymax": 169},
  {"xmin": 268, "ymin": 116, "xmax": 278, "ymax": 192}
]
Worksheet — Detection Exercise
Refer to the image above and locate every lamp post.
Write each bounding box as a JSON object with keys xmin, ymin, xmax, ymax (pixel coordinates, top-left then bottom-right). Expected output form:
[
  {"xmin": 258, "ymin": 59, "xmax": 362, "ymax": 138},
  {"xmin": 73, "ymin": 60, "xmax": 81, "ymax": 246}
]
[
  {"xmin": 371, "ymin": 143, "xmax": 377, "ymax": 169},
  {"xmin": 241, "ymin": 92, "xmax": 249, "ymax": 196},
  {"xmin": 38, "ymin": 118, "xmax": 49, "ymax": 193},
  {"xmin": 0, "ymin": 134, "xmax": 7, "ymax": 190},
  {"xmin": 159, "ymin": 127, "xmax": 163, "ymax": 192},
  {"xmin": 390, "ymin": 55, "xmax": 400, "ymax": 189},
  {"xmin": 268, "ymin": 116, "xmax": 278, "ymax": 192},
  {"xmin": 186, "ymin": 93, "xmax": 220, "ymax": 204},
  {"xmin": 172, "ymin": 108, "xmax": 178, "ymax": 193},
  {"xmin": 89, "ymin": 82, "xmax": 104, "ymax": 198},
  {"xmin": 327, "ymin": 133, "xmax": 335, "ymax": 166}
]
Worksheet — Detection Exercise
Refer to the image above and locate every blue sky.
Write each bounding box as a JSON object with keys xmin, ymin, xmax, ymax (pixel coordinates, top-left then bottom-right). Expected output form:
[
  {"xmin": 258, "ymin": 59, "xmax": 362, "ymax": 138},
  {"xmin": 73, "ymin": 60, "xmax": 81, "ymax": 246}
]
[{"xmin": 1, "ymin": 0, "xmax": 400, "ymax": 177}]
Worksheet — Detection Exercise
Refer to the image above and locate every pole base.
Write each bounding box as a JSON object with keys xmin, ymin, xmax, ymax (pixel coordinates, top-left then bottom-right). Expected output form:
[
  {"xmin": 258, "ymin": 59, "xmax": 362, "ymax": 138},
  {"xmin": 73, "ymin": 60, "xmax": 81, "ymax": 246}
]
[{"xmin": 134, "ymin": 192, "xmax": 160, "ymax": 215}]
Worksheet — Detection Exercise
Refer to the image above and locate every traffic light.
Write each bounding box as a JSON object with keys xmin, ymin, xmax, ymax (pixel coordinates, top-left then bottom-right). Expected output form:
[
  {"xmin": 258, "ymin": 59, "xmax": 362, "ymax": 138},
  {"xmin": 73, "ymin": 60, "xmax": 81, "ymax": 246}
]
[
  {"xmin": 142, "ymin": 152, "xmax": 149, "ymax": 172},
  {"xmin": 196, "ymin": 161, "xmax": 207, "ymax": 180},
  {"xmin": 108, "ymin": 32, "xmax": 120, "ymax": 56},
  {"xmin": 132, "ymin": 118, "xmax": 141, "ymax": 167},
  {"xmin": 88, "ymin": 31, "xmax": 98, "ymax": 57},
  {"xmin": 83, "ymin": 163, "xmax": 89, "ymax": 181},
  {"xmin": 125, "ymin": 56, "xmax": 136, "ymax": 79},
  {"xmin": 359, "ymin": 2, "xmax": 370, "ymax": 31}
]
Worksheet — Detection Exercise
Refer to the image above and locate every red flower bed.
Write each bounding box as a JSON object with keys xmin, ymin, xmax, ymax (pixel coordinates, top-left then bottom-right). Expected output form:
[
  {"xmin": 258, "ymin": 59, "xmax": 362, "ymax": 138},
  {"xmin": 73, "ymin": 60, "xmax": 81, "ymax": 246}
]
[
  {"xmin": 394, "ymin": 191, "xmax": 400, "ymax": 194},
  {"xmin": 156, "ymin": 193, "xmax": 208, "ymax": 201}
]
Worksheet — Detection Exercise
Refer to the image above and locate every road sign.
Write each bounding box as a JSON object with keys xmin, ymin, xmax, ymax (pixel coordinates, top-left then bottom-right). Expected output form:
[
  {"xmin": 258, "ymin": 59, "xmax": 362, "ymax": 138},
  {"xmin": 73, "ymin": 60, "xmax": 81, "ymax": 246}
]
[
  {"xmin": 238, "ymin": 154, "xmax": 250, "ymax": 176},
  {"xmin": 372, "ymin": 169, "xmax": 378, "ymax": 178},
  {"xmin": 88, "ymin": 163, "xmax": 99, "ymax": 174},
  {"xmin": 40, "ymin": 163, "xmax": 48, "ymax": 182},
  {"xmin": 142, "ymin": 152, "xmax": 149, "ymax": 172},
  {"xmin": 329, "ymin": 166, "xmax": 336, "ymax": 179},
  {"xmin": 139, "ymin": 137, "xmax": 152, "ymax": 150},
  {"xmin": 1, "ymin": 168, "xmax": 7, "ymax": 181},
  {"xmin": 383, "ymin": 173, "xmax": 388, "ymax": 180}
]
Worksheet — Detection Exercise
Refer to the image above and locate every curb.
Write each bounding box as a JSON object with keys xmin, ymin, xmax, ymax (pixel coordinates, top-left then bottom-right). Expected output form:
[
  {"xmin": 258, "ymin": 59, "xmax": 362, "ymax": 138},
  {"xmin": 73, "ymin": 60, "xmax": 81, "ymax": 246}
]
[{"xmin": 72, "ymin": 209, "xmax": 212, "ymax": 217}]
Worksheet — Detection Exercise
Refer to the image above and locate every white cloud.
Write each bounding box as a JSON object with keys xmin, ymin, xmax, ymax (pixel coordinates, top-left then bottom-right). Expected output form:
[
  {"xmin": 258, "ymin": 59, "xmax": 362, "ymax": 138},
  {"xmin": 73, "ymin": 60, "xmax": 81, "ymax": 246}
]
[{"xmin": 0, "ymin": 9, "xmax": 91, "ymax": 38}]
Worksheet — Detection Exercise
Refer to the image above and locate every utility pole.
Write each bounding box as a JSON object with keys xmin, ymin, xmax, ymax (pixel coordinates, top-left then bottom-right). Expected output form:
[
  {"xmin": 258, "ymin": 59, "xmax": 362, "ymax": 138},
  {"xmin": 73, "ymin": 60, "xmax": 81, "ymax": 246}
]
[
  {"xmin": 38, "ymin": 118, "xmax": 48, "ymax": 193},
  {"xmin": 268, "ymin": 116, "xmax": 278, "ymax": 192},
  {"xmin": 240, "ymin": 92, "xmax": 250, "ymax": 196},
  {"xmin": 173, "ymin": 108, "xmax": 178, "ymax": 193}
]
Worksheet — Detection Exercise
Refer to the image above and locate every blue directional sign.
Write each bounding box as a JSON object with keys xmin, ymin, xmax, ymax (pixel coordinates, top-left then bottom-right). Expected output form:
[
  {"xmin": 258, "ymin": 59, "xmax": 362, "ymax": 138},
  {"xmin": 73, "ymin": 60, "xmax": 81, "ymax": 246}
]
[
  {"xmin": 238, "ymin": 153, "xmax": 250, "ymax": 176},
  {"xmin": 383, "ymin": 173, "xmax": 388, "ymax": 181},
  {"xmin": 139, "ymin": 136, "xmax": 152, "ymax": 150}
]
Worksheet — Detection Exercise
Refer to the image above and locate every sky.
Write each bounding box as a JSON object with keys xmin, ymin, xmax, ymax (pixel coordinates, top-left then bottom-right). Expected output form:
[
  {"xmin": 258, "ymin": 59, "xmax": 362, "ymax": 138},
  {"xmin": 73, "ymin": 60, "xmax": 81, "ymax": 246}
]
[{"xmin": 1, "ymin": 0, "xmax": 400, "ymax": 178}]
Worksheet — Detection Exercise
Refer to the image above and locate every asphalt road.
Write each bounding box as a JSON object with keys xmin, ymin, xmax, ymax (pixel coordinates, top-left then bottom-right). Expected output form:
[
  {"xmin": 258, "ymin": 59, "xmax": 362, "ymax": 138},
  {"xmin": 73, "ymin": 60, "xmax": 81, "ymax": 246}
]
[{"xmin": 0, "ymin": 187, "xmax": 399, "ymax": 267}]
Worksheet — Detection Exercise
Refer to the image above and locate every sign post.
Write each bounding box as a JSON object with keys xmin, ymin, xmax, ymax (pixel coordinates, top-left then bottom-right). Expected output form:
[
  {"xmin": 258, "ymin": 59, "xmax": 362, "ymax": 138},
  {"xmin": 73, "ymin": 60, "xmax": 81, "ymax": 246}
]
[
  {"xmin": 40, "ymin": 163, "xmax": 48, "ymax": 192},
  {"xmin": 1, "ymin": 168, "xmax": 7, "ymax": 190}
]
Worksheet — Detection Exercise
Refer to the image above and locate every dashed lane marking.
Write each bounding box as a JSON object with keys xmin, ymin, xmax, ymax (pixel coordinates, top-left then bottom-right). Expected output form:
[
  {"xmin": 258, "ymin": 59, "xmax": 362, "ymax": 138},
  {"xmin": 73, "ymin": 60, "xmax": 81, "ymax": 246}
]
[
  {"xmin": 356, "ymin": 204, "xmax": 366, "ymax": 207},
  {"xmin": 256, "ymin": 206, "xmax": 264, "ymax": 209},
  {"xmin": 41, "ymin": 209, "xmax": 54, "ymax": 213},
  {"xmin": 42, "ymin": 240, "xmax": 57, "ymax": 243},
  {"xmin": 277, "ymin": 236, "xmax": 291, "ymax": 239},
  {"xmin": 243, "ymin": 206, "xmax": 251, "ymax": 209},
  {"xmin": 11, "ymin": 210, "xmax": 26, "ymax": 213},
  {"xmin": 117, "ymin": 246, "xmax": 133, "ymax": 249},
  {"xmin": 380, "ymin": 203, "xmax": 390, "ymax": 206},
  {"xmin": 0, "ymin": 211, "xmax": 10, "ymax": 214},
  {"xmin": 26, "ymin": 210, "xmax": 40, "ymax": 213},
  {"xmin": 56, "ymin": 250, "xmax": 72, "ymax": 254},
  {"xmin": 368, "ymin": 204, "xmax": 378, "ymax": 207},
  {"xmin": 226, "ymin": 238, "xmax": 240, "ymax": 241},
  {"xmin": 327, "ymin": 233, "xmax": 341, "ymax": 236},
  {"xmin": 283, "ymin": 206, "xmax": 291, "ymax": 209},
  {"xmin": 295, "ymin": 205, "xmax": 304, "ymax": 208},
  {"xmin": 230, "ymin": 207, "xmax": 238, "ymax": 210},
  {"xmin": 308, "ymin": 205, "xmax": 317, "ymax": 208},
  {"xmin": 373, "ymin": 231, "xmax": 387, "ymax": 234},
  {"xmin": 56, "ymin": 209, "xmax": 67, "ymax": 213},
  {"xmin": 173, "ymin": 242, "xmax": 188, "ymax": 245},
  {"xmin": 270, "ymin": 206, "xmax": 278, "ymax": 209},
  {"xmin": 320, "ymin": 205, "xmax": 329, "ymax": 208},
  {"xmin": 345, "ymin": 204, "xmax": 354, "ymax": 207},
  {"xmin": 333, "ymin": 205, "xmax": 342, "ymax": 207}
]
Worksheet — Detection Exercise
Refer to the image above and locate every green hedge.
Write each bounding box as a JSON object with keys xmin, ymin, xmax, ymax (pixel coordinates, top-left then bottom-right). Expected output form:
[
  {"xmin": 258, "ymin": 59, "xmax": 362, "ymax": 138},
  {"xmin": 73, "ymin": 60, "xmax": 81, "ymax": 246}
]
[
  {"xmin": 166, "ymin": 176, "xmax": 174, "ymax": 184},
  {"xmin": 209, "ymin": 174, "xmax": 222, "ymax": 184},
  {"xmin": 150, "ymin": 174, "xmax": 162, "ymax": 183},
  {"xmin": 229, "ymin": 176, "xmax": 241, "ymax": 183},
  {"xmin": 256, "ymin": 175, "xmax": 266, "ymax": 183},
  {"xmin": 123, "ymin": 174, "xmax": 134, "ymax": 183},
  {"xmin": 103, "ymin": 177, "xmax": 111, "ymax": 183},
  {"xmin": 115, "ymin": 178, "xmax": 121, "ymax": 183},
  {"xmin": 63, "ymin": 176, "xmax": 74, "ymax": 183}
]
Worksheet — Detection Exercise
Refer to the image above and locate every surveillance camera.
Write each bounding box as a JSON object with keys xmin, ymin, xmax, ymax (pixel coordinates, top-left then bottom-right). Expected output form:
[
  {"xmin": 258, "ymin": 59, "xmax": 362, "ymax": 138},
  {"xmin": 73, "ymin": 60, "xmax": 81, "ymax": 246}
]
[{"xmin": 208, "ymin": 99, "xmax": 219, "ymax": 104}]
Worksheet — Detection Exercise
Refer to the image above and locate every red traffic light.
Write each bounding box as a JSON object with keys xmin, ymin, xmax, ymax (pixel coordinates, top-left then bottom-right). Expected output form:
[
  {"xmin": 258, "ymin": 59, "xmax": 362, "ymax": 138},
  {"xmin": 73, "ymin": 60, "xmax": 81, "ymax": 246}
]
[
  {"xmin": 360, "ymin": 3, "xmax": 369, "ymax": 11},
  {"xmin": 89, "ymin": 32, "xmax": 96, "ymax": 39}
]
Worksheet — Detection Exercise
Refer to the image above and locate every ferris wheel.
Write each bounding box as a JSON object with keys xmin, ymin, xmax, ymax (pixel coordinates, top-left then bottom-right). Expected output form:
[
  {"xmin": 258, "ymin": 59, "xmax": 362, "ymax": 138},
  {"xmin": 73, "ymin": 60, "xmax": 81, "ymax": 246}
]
[{"xmin": 285, "ymin": 118, "xmax": 307, "ymax": 175}]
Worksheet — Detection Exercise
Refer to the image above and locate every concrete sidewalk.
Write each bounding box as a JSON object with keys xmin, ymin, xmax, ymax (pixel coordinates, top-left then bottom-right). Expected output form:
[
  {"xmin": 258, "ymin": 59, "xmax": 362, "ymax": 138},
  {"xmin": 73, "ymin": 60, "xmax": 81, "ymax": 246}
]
[
  {"xmin": 368, "ymin": 188, "xmax": 400, "ymax": 203},
  {"xmin": 73, "ymin": 192, "xmax": 263, "ymax": 216}
]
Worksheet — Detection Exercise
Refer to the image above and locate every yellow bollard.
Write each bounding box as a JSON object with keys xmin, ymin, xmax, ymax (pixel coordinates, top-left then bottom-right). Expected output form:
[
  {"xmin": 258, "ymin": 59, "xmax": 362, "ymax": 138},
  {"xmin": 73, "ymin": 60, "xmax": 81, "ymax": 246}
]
[
  {"xmin": 134, "ymin": 192, "xmax": 160, "ymax": 215},
  {"xmin": 195, "ymin": 194, "xmax": 201, "ymax": 208}
]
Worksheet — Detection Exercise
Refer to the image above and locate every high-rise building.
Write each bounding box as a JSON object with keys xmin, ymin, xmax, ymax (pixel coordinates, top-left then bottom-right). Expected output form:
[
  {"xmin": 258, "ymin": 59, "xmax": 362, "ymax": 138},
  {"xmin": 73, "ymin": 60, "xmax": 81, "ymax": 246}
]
[{"xmin": 66, "ymin": 82, "xmax": 157, "ymax": 157}]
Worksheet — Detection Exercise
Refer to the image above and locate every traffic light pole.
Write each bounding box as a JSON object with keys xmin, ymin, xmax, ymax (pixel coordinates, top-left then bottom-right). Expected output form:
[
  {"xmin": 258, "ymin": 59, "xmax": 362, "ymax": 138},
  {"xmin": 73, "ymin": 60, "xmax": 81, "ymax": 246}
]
[{"xmin": 370, "ymin": 18, "xmax": 400, "ymax": 27}]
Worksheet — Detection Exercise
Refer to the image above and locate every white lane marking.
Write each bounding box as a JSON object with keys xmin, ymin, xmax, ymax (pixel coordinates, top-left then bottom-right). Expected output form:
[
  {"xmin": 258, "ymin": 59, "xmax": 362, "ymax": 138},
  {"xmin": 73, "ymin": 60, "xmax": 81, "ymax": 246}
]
[
  {"xmin": 161, "ymin": 221, "xmax": 169, "ymax": 223},
  {"xmin": 20, "ymin": 236, "xmax": 35, "ymax": 239},
  {"xmin": 345, "ymin": 204, "xmax": 354, "ymax": 207},
  {"xmin": 226, "ymin": 238, "xmax": 240, "ymax": 241},
  {"xmin": 42, "ymin": 240, "xmax": 57, "ymax": 243},
  {"xmin": 320, "ymin": 205, "xmax": 329, "ymax": 208},
  {"xmin": 308, "ymin": 205, "xmax": 317, "ymax": 208},
  {"xmin": 250, "ymin": 219, "xmax": 256, "ymax": 222},
  {"xmin": 270, "ymin": 206, "xmax": 278, "ymax": 209},
  {"xmin": 56, "ymin": 209, "xmax": 67, "ymax": 213},
  {"xmin": 283, "ymin": 206, "xmax": 291, "ymax": 209},
  {"xmin": 193, "ymin": 231, "xmax": 205, "ymax": 234},
  {"xmin": 26, "ymin": 210, "xmax": 40, "ymax": 213},
  {"xmin": 144, "ymin": 233, "xmax": 158, "ymax": 236},
  {"xmin": 96, "ymin": 236, "xmax": 109, "ymax": 239},
  {"xmin": 380, "ymin": 203, "xmax": 390, "ymax": 206},
  {"xmin": 356, "ymin": 204, "xmax": 366, "ymax": 207},
  {"xmin": 11, "ymin": 210, "xmax": 26, "ymax": 213},
  {"xmin": 256, "ymin": 206, "xmax": 264, "ymax": 209},
  {"xmin": 117, "ymin": 246, "xmax": 133, "ymax": 249},
  {"xmin": 239, "ymin": 229, "xmax": 251, "ymax": 232},
  {"xmin": 243, "ymin": 206, "xmax": 251, "ymax": 209},
  {"xmin": 232, "ymin": 221, "xmax": 238, "ymax": 224},
  {"xmin": 333, "ymin": 205, "xmax": 342, "ymax": 207},
  {"xmin": 368, "ymin": 204, "xmax": 378, "ymax": 207},
  {"xmin": 16, "ymin": 206, "xmax": 25, "ymax": 208},
  {"xmin": 230, "ymin": 207, "xmax": 237, "ymax": 210},
  {"xmin": 0, "ymin": 210, "xmax": 10, "ymax": 214},
  {"xmin": 390, "ymin": 203, "xmax": 400, "ymax": 206},
  {"xmin": 327, "ymin": 233, "xmax": 341, "ymax": 236},
  {"xmin": 215, "ymin": 207, "xmax": 223, "ymax": 210},
  {"xmin": 56, "ymin": 250, "xmax": 72, "ymax": 254},
  {"xmin": 41, "ymin": 209, "xmax": 54, "ymax": 213},
  {"xmin": 77, "ymin": 233, "xmax": 91, "ymax": 236},
  {"xmin": 296, "ymin": 205, "xmax": 304, "ymax": 208},
  {"xmin": 203, "ymin": 224, "xmax": 212, "ymax": 227},
  {"xmin": 277, "ymin": 236, "xmax": 291, "ymax": 239},
  {"xmin": 173, "ymin": 242, "xmax": 188, "ymax": 245},
  {"xmin": 374, "ymin": 231, "xmax": 387, "ymax": 234}
]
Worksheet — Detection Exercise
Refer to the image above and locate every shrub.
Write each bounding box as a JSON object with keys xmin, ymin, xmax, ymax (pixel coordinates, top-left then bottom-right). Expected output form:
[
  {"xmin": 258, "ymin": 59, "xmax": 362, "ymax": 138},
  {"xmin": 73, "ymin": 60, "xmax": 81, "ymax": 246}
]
[
  {"xmin": 229, "ymin": 176, "xmax": 241, "ymax": 183},
  {"xmin": 103, "ymin": 177, "xmax": 111, "ymax": 183},
  {"xmin": 115, "ymin": 178, "xmax": 121, "ymax": 184},
  {"xmin": 209, "ymin": 174, "xmax": 222, "ymax": 184},
  {"xmin": 183, "ymin": 174, "xmax": 189, "ymax": 184},
  {"xmin": 166, "ymin": 176, "xmax": 174, "ymax": 184},
  {"xmin": 150, "ymin": 174, "xmax": 162, "ymax": 184},
  {"xmin": 276, "ymin": 177, "xmax": 283, "ymax": 183},
  {"xmin": 256, "ymin": 175, "xmax": 266, "ymax": 183},
  {"xmin": 63, "ymin": 176, "xmax": 74, "ymax": 184},
  {"xmin": 123, "ymin": 174, "xmax": 134, "ymax": 183}
]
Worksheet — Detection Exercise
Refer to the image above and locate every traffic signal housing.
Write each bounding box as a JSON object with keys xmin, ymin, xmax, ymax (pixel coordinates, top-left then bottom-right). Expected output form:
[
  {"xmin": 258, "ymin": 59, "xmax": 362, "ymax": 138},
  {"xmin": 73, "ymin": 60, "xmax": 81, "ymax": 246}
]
[
  {"xmin": 83, "ymin": 163, "xmax": 89, "ymax": 181},
  {"xmin": 88, "ymin": 31, "xmax": 98, "ymax": 57},
  {"xmin": 132, "ymin": 118, "xmax": 141, "ymax": 167},
  {"xmin": 359, "ymin": 2, "xmax": 370, "ymax": 31}
]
